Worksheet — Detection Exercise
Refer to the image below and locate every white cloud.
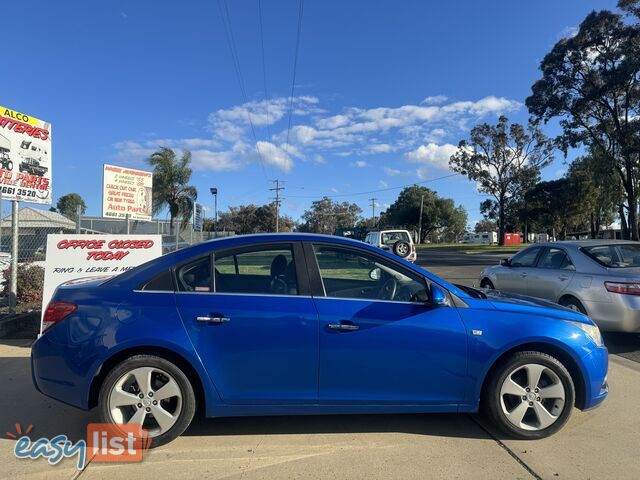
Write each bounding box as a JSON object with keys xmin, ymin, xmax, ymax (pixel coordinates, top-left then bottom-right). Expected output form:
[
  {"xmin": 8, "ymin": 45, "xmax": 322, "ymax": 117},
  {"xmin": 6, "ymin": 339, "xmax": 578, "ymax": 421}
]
[
  {"xmin": 378, "ymin": 180, "xmax": 388, "ymax": 188},
  {"xmin": 351, "ymin": 160, "xmax": 368, "ymax": 168},
  {"xmin": 256, "ymin": 141, "xmax": 294, "ymax": 173},
  {"xmin": 384, "ymin": 167, "xmax": 403, "ymax": 176},
  {"xmin": 421, "ymin": 95, "xmax": 448, "ymax": 105},
  {"xmin": 113, "ymin": 94, "xmax": 519, "ymax": 175},
  {"xmin": 405, "ymin": 143, "xmax": 459, "ymax": 170}
]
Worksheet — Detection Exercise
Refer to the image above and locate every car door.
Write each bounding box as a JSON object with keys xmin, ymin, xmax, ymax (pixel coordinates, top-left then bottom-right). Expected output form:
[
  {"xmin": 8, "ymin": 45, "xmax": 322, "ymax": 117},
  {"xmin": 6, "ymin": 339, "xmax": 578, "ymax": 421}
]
[
  {"xmin": 494, "ymin": 246, "xmax": 543, "ymax": 294},
  {"xmin": 174, "ymin": 242, "xmax": 319, "ymax": 405},
  {"xmin": 525, "ymin": 247, "xmax": 575, "ymax": 301},
  {"xmin": 306, "ymin": 242, "xmax": 467, "ymax": 406}
]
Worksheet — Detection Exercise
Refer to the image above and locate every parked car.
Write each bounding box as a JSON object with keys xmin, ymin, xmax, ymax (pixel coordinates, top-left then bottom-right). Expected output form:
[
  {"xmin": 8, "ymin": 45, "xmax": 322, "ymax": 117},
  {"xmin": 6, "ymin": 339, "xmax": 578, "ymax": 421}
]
[
  {"xmin": 19, "ymin": 158, "xmax": 48, "ymax": 176},
  {"xmin": 479, "ymin": 240, "xmax": 640, "ymax": 332},
  {"xmin": 32, "ymin": 233, "xmax": 608, "ymax": 446},
  {"xmin": 364, "ymin": 229, "xmax": 416, "ymax": 262}
]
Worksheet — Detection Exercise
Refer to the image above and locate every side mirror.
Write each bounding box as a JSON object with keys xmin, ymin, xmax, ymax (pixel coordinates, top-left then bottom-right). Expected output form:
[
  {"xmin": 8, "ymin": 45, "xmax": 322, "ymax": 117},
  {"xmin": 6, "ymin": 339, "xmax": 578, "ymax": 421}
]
[
  {"xmin": 369, "ymin": 267, "xmax": 382, "ymax": 281},
  {"xmin": 430, "ymin": 284, "xmax": 447, "ymax": 306},
  {"xmin": 500, "ymin": 258, "xmax": 511, "ymax": 267}
]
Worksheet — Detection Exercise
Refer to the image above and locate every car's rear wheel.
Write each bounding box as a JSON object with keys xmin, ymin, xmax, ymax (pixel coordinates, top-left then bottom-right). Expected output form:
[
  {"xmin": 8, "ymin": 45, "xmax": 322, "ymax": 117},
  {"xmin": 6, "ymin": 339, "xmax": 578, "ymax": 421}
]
[
  {"xmin": 559, "ymin": 296, "xmax": 587, "ymax": 315},
  {"xmin": 480, "ymin": 278, "xmax": 495, "ymax": 289},
  {"xmin": 98, "ymin": 355, "xmax": 196, "ymax": 447},
  {"xmin": 482, "ymin": 351, "xmax": 575, "ymax": 439}
]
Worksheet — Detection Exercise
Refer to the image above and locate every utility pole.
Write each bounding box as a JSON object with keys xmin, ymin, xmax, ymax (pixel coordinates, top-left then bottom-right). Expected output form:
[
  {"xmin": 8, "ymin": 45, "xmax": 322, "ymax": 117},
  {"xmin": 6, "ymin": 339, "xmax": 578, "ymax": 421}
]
[
  {"xmin": 270, "ymin": 180, "xmax": 285, "ymax": 232},
  {"xmin": 417, "ymin": 194, "xmax": 424, "ymax": 244},
  {"xmin": 369, "ymin": 197, "xmax": 377, "ymax": 226}
]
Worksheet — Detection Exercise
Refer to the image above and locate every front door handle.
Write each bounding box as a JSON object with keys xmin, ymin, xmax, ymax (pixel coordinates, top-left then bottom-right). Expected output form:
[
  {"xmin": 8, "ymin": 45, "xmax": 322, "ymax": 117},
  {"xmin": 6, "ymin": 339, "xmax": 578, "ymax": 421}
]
[
  {"xmin": 327, "ymin": 323, "xmax": 359, "ymax": 331},
  {"xmin": 197, "ymin": 315, "xmax": 231, "ymax": 324},
  {"xmin": 520, "ymin": 272, "xmax": 528, "ymax": 278}
]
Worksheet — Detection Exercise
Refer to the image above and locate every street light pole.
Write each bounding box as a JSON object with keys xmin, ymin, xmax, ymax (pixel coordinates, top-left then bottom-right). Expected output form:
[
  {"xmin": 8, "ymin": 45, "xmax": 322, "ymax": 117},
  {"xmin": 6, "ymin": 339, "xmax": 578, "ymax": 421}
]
[
  {"xmin": 417, "ymin": 194, "xmax": 424, "ymax": 244},
  {"xmin": 210, "ymin": 187, "xmax": 218, "ymax": 239}
]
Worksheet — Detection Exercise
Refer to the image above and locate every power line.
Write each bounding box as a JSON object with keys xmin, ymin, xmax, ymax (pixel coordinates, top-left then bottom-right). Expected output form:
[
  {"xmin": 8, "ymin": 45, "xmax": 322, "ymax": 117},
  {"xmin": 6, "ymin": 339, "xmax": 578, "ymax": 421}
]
[
  {"xmin": 216, "ymin": 0, "xmax": 270, "ymax": 181},
  {"xmin": 283, "ymin": 0, "xmax": 305, "ymax": 155},
  {"xmin": 258, "ymin": 0, "xmax": 271, "ymax": 139},
  {"xmin": 270, "ymin": 179, "xmax": 285, "ymax": 232},
  {"xmin": 286, "ymin": 173, "xmax": 460, "ymax": 199}
]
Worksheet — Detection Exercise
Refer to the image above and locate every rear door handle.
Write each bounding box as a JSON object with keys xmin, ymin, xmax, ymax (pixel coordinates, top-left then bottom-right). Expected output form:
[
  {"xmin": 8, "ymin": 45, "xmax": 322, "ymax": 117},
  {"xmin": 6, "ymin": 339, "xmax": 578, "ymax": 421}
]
[
  {"xmin": 327, "ymin": 323, "xmax": 359, "ymax": 331},
  {"xmin": 520, "ymin": 272, "xmax": 528, "ymax": 278},
  {"xmin": 197, "ymin": 315, "xmax": 231, "ymax": 324},
  {"xmin": 558, "ymin": 274, "xmax": 569, "ymax": 281}
]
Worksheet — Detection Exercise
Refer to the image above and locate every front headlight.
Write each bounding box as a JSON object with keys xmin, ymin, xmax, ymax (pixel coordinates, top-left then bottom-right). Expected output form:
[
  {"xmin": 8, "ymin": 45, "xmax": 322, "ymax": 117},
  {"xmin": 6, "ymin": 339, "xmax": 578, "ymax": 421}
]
[{"xmin": 567, "ymin": 320, "xmax": 604, "ymax": 347}]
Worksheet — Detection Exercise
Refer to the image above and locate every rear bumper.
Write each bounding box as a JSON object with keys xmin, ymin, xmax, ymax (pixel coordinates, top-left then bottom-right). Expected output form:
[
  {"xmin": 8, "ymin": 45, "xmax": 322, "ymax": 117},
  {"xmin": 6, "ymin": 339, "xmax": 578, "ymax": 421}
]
[
  {"xmin": 585, "ymin": 297, "xmax": 640, "ymax": 333},
  {"xmin": 31, "ymin": 333, "xmax": 90, "ymax": 410}
]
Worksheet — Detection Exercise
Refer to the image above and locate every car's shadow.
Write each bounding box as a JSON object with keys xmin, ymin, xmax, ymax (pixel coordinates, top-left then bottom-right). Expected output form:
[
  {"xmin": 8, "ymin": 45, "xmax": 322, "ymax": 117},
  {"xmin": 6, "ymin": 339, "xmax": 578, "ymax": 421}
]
[
  {"xmin": 184, "ymin": 412, "xmax": 491, "ymax": 440},
  {"xmin": 603, "ymin": 332, "xmax": 640, "ymax": 362}
]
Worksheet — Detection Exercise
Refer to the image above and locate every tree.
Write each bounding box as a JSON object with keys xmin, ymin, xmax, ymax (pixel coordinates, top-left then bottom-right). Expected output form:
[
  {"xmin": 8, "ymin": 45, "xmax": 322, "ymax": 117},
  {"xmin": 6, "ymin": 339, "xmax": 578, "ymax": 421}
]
[
  {"xmin": 147, "ymin": 147, "xmax": 198, "ymax": 232},
  {"xmin": 474, "ymin": 219, "xmax": 498, "ymax": 233},
  {"xmin": 449, "ymin": 116, "xmax": 553, "ymax": 245},
  {"xmin": 568, "ymin": 153, "xmax": 622, "ymax": 238},
  {"xmin": 299, "ymin": 197, "xmax": 362, "ymax": 233},
  {"xmin": 525, "ymin": 173, "xmax": 596, "ymax": 239},
  {"xmin": 215, "ymin": 204, "xmax": 295, "ymax": 234},
  {"xmin": 381, "ymin": 185, "xmax": 467, "ymax": 243},
  {"xmin": 56, "ymin": 193, "xmax": 86, "ymax": 220},
  {"xmin": 526, "ymin": 1, "xmax": 640, "ymax": 239}
]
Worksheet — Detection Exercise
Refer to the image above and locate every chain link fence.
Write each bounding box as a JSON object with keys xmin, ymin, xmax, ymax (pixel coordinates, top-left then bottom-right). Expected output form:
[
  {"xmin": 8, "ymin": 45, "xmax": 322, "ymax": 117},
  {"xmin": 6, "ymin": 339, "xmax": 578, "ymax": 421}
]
[{"xmin": 0, "ymin": 205, "xmax": 233, "ymax": 314}]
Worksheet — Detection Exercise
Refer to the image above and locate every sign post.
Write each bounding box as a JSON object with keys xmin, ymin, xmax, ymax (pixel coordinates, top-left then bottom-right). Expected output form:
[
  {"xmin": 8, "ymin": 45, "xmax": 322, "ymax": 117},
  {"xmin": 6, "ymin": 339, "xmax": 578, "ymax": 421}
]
[{"xmin": 9, "ymin": 200, "xmax": 18, "ymax": 312}]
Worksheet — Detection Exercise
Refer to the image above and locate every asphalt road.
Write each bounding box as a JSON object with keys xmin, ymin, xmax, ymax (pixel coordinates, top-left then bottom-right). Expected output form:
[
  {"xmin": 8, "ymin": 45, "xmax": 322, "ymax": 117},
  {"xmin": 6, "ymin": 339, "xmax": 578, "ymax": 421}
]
[{"xmin": 416, "ymin": 248, "xmax": 640, "ymax": 364}]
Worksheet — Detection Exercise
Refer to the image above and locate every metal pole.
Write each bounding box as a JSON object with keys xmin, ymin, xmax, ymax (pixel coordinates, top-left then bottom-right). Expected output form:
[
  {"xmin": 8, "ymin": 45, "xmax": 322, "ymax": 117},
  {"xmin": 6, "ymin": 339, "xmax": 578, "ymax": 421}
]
[
  {"xmin": 214, "ymin": 193, "xmax": 218, "ymax": 239},
  {"xmin": 0, "ymin": 189, "xmax": 3, "ymax": 253},
  {"xmin": 9, "ymin": 200, "xmax": 18, "ymax": 313},
  {"xmin": 75, "ymin": 204, "xmax": 82, "ymax": 234},
  {"xmin": 175, "ymin": 218, "xmax": 179, "ymax": 251},
  {"xmin": 418, "ymin": 194, "xmax": 424, "ymax": 244},
  {"xmin": 125, "ymin": 214, "xmax": 131, "ymax": 234}
]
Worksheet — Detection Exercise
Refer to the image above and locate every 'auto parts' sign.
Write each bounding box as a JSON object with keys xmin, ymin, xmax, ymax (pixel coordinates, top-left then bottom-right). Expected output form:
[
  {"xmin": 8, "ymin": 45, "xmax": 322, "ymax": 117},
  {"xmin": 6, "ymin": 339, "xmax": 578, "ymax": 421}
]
[
  {"xmin": 102, "ymin": 164, "xmax": 153, "ymax": 221},
  {"xmin": 0, "ymin": 105, "xmax": 52, "ymax": 205}
]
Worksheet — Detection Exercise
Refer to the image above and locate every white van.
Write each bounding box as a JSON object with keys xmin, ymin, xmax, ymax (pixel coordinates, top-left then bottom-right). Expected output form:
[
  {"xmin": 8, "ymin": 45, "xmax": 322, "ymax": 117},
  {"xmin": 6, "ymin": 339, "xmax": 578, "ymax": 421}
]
[{"xmin": 364, "ymin": 229, "xmax": 416, "ymax": 262}]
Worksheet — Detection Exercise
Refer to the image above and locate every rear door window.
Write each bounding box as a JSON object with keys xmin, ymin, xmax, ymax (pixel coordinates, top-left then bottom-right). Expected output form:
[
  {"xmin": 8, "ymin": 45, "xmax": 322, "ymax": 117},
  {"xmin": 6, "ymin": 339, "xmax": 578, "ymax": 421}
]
[{"xmin": 538, "ymin": 248, "xmax": 574, "ymax": 270}]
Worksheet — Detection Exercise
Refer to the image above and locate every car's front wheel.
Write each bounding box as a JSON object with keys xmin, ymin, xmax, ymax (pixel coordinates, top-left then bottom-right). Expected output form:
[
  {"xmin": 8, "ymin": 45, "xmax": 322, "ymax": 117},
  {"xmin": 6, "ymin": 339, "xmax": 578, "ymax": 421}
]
[
  {"xmin": 480, "ymin": 278, "xmax": 495, "ymax": 289},
  {"xmin": 483, "ymin": 351, "xmax": 575, "ymax": 439},
  {"xmin": 98, "ymin": 355, "xmax": 196, "ymax": 447}
]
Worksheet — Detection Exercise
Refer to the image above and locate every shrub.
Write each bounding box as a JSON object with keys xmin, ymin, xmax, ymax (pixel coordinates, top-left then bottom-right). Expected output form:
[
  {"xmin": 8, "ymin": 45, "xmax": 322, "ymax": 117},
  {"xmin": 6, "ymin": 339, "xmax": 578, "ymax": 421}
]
[{"xmin": 1, "ymin": 263, "xmax": 46, "ymax": 306}]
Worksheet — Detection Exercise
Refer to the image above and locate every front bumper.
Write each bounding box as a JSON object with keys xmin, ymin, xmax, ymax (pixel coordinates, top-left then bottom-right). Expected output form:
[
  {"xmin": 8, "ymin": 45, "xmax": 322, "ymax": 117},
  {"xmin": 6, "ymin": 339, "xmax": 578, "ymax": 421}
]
[{"xmin": 580, "ymin": 345, "xmax": 609, "ymax": 410}]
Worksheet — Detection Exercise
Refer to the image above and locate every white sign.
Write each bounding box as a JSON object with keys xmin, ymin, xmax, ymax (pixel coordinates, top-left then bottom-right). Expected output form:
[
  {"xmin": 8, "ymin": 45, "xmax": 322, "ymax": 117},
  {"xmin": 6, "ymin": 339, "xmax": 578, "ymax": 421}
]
[
  {"xmin": 41, "ymin": 234, "xmax": 163, "ymax": 331},
  {"xmin": 0, "ymin": 105, "xmax": 52, "ymax": 205},
  {"xmin": 102, "ymin": 164, "xmax": 153, "ymax": 221},
  {"xmin": 193, "ymin": 203, "xmax": 203, "ymax": 232}
]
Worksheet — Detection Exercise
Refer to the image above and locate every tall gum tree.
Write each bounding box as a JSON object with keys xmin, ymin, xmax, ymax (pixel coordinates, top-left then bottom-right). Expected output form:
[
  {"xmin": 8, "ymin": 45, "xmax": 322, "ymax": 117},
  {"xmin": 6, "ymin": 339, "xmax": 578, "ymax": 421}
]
[
  {"xmin": 526, "ymin": 0, "xmax": 640, "ymax": 239},
  {"xmin": 449, "ymin": 116, "xmax": 553, "ymax": 245}
]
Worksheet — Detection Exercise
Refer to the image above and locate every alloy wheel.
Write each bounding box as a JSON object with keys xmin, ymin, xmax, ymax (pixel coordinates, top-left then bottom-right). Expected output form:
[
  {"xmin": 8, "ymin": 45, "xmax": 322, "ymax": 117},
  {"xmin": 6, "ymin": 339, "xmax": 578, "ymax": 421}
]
[
  {"xmin": 108, "ymin": 366, "xmax": 183, "ymax": 437},
  {"xmin": 499, "ymin": 363, "xmax": 566, "ymax": 431}
]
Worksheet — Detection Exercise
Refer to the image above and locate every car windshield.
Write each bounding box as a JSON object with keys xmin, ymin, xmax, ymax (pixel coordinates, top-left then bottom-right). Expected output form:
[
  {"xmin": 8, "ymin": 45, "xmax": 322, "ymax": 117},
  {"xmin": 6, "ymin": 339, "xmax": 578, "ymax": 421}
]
[
  {"xmin": 582, "ymin": 244, "xmax": 640, "ymax": 268},
  {"xmin": 381, "ymin": 231, "xmax": 410, "ymax": 245}
]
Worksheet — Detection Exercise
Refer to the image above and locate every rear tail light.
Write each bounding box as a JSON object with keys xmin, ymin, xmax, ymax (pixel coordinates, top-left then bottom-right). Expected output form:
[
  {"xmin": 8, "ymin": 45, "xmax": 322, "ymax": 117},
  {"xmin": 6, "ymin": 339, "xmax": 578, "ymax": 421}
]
[
  {"xmin": 604, "ymin": 282, "xmax": 640, "ymax": 296},
  {"xmin": 42, "ymin": 301, "xmax": 77, "ymax": 332}
]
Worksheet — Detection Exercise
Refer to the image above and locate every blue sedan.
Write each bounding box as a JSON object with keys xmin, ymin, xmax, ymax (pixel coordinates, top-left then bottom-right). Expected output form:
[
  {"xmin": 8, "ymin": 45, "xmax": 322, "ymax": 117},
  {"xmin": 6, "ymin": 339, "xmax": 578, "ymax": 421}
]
[{"xmin": 32, "ymin": 233, "xmax": 608, "ymax": 446}]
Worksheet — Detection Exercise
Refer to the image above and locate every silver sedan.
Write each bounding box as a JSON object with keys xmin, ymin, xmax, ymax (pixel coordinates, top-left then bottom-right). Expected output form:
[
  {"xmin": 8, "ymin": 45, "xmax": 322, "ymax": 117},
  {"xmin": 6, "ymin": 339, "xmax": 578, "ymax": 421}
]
[{"xmin": 479, "ymin": 240, "xmax": 640, "ymax": 332}]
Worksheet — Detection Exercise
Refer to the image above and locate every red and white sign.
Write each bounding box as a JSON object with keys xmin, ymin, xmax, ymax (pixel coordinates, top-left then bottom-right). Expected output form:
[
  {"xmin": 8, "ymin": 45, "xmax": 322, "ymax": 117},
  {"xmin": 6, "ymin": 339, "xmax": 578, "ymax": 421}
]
[
  {"xmin": 41, "ymin": 234, "xmax": 162, "ymax": 331},
  {"xmin": 102, "ymin": 164, "xmax": 153, "ymax": 221}
]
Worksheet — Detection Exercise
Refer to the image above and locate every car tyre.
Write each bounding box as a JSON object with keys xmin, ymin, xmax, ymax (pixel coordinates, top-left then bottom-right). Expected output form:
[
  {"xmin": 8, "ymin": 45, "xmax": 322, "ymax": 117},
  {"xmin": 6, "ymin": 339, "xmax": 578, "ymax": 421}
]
[
  {"xmin": 98, "ymin": 354, "xmax": 196, "ymax": 447},
  {"xmin": 480, "ymin": 278, "xmax": 495, "ymax": 289},
  {"xmin": 482, "ymin": 351, "xmax": 575, "ymax": 439},
  {"xmin": 393, "ymin": 240, "xmax": 411, "ymax": 258},
  {"xmin": 559, "ymin": 296, "xmax": 587, "ymax": 315}
]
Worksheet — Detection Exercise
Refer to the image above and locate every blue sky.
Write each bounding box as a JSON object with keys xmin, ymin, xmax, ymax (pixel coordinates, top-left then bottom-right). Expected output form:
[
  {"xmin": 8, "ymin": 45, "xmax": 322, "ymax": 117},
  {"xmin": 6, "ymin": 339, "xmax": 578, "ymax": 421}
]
[{"xmin": 1, "ymin": 0, "xmax": 617, "ymax": 226}]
